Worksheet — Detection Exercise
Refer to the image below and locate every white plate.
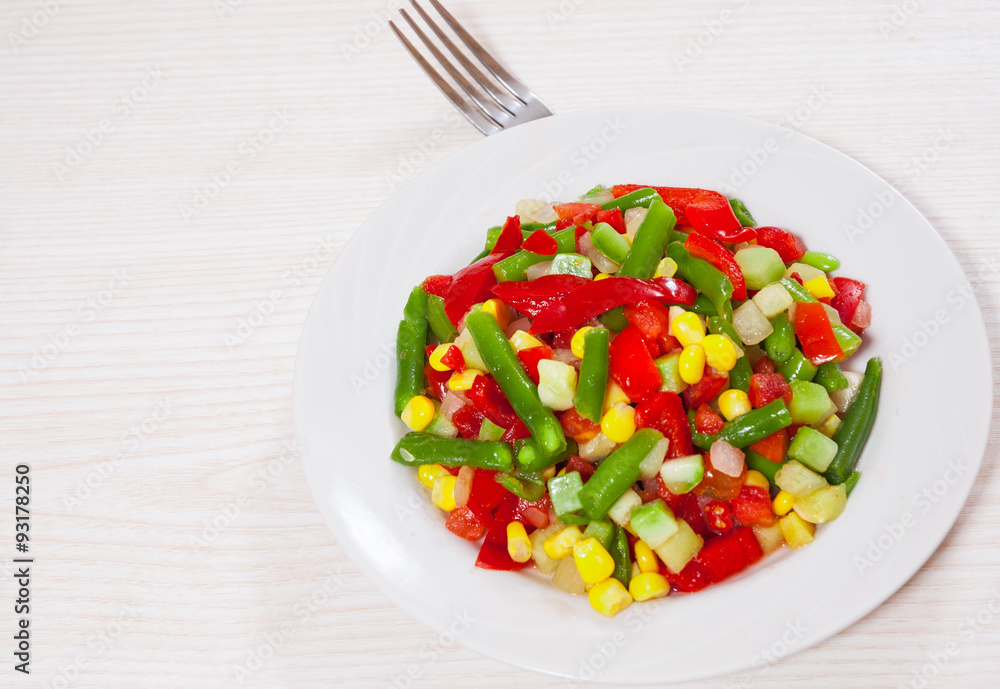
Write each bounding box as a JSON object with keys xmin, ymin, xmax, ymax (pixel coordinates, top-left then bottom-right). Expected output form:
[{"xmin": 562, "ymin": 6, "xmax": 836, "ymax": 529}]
[{"xmin": 292, "ymin": 107, "xmax": 991, "ymax": 683}]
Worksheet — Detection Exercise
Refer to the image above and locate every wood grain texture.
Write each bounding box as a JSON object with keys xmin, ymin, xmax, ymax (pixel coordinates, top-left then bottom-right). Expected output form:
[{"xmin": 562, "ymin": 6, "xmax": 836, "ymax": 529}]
[{"xmin": 1, "ymin": 0, "xmax": 999, "ymax": 687}]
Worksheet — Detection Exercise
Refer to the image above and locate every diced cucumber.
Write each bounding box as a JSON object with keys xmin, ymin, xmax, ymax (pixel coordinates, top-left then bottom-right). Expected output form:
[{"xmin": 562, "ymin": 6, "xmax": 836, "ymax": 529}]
[
  {"xmin": 551, "ymin": 253, "xmax": 592, "ymax": 278},
  {"xmin": 655, "ymin": 351, "xmax": 688, "ymax": 393},
  {"xmin": 590, "ymin": 223, "xmax": 630, "ymax": 264},
  {"xmin": 530, "ymin": 524, "xmax": 563, "ymax": 574},
  {"xmin": 579, "ymin": 432, "xmax": 617, "ymax": 461},
  {"xmin": 775, "ymin": 459, "xmax": 829, "ymax": 498},
  {"xmin": 787, "ymin": 427, "xmax": 839, "ymax": 473},
  {"xmin": 659, "ymin": 454, "xmax": 705, "ymax": 494},
  {"xmin": 548, "ymin": 472, "xmax": 584, "ymax": 516},
  {"xmin": 628, "ymin": 499, "xmax": 679, "ymax": 549},
  {"xmin": 779, "ymin": 349, "xmax": 818, "ymax": 382},
  {"xmin": 752, "ymin": 282, "xmax": 794, "ymax": 318},
  {"xmin": 832, "ymin": 324, "xmax": 862, "ymax": 358},
  {"xmin": 733, "ymin": 300, "xmax": 774, "ymax": 345},
  {"xmin": 477, "ymin": 418, "xmax": 504, "ymax": 441},
  {"xmin": 606, "ymin": 489, "xmax": 641, "ymax": 527},
  {"xmin": 751, "ymin": 522, "xmax": 785, "ymax": 554},
  {"xmin": 653, "ymin": 519, "xmax": 704, "ymax": 574},
  {"xmin": 537, "ymin": 359, "xmax": 578, "ymax": 411},
  {"xmin": 735, "ymin": 246, "xmax": 785, "ymax": 290},
  {"xmin": 783, "ymin": 262, "xmax": 825, "ymax": 283},
  {"xmin": 638, "ymin": 437, "xmax": 669, "ymax": 480},
  {"xmin": 789, "ymin": 380, "xmax": 833, "ymax": 425},
  {"xmin": 793, "ymin": 484, "xmax": 847, "ymax": 523},
  {"xmin": 425, "ymin": 404, "xmax": 459, "ymax": 438}
]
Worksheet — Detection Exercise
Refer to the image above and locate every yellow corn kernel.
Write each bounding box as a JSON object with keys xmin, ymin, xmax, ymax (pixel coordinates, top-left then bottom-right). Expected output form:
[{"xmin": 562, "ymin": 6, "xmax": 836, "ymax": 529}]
[
  {"xmin": 482, "ymin": 298, "xmax": 512, "ymax": 329},
  {"xmin": 701, "ymin": 334, "xmax": 738, "ymax": 372},
  {"xmin": 543, "ymin": 526, "xmax": 583, "ymax": 560},
  {"xmin": 573, "ymin": 537, "xmax": 616, "ymax": 584},
  {"xmin": 670, "ymin": 311, "xmax": 706, "ymax": 347},
  {"xmin": 431, "ymin": 475, "xmax": 457, "ymax": 512},
  {"xmin": 603, "ymin": 381, "xmax": 631, "ymax": 412},
  {"xmin": 678, "ymin": 344, "xmax": 706, "ymax": 385},
  {"xmin": 541, "ymin": 465, "xmax": 558, "ymax": 480},
  {"xmin": 401, "ymin": 395, "xmax": 435, "ymax": 431},
  {"xmin": 601, "ymin": 402, "xmax": 636, "ymax": 444},
  {"xmin": 447, "ymin": 369, "xmax": 482, "ymax": 391},
  {"xmin": 779, "ymin": 512, "xmax": 815, "ymax": 549},
  {"xmin": 428, "ymin": 344, "xmax": 453, "ymax": 372},
  {"xmin": 588, "ymin": 578, "xmax": 633, "ymax": 617},
  {"xmin": 571, "ymin": 326, "xmax": 594, "ymax": 358},
  {"xmin": 819, "ymin": 413, "xmax": 842, "ymax": 438},
  {"xmin": 803, "ymin": 276, "xmax": 835, "ymax": 299},
  {"xmin": 509, "ymin": 330, "xmax": 544, "ymax": 352},
  {"xmin": 507, "ymin": 521, "xmax": 532, "ymax": 563},
  {"xmin": 417, "ymin": 464, "xmax": 449, "ymax": 489},
  {"xmin": 633, "ymin": 540, "xmax": 660, "ymax": 574},
  {"xmin": 772, "ymin": 490, "xmax": 796, "ymax": 516},
  {"xmin": 718, "ymin": 389, "xmax": 752, "ymax": 421},
  {"xmin": 744, "ymin": 470, "xmax": 770, "ymax": 491},
  {"xmin": 654, "ymin": 257, "xmax": 678, "ymax": 279},
  {"xmin": 594, "ymin": 272, "xmax": 611, "ymax": 281},
  {"xmin": 628, "ymin": 572, "xmax": 670, "ymax": 602}
]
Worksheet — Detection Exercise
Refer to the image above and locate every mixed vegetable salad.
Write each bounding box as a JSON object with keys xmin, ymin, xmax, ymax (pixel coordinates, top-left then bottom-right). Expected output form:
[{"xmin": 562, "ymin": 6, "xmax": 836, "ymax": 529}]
[{"xmin": 391, "ymin": 184, "xmax": 881, "ymax": 617}]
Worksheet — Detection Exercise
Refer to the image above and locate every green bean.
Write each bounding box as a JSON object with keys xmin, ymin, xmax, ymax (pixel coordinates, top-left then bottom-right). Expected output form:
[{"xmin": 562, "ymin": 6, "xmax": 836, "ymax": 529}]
[
  {"xmin": 515, "ymin": 437, "xmax": 577, "ymax": 473},
  {"xmin": 799, "ymin": 251, "xmax": 840, "ymax": 272},
  {"xmin": 730, "ymin": 355, "xmax": 753, "ymax": 393},
  {"xmin": 729, "ymin": 198, "xmax": 756, "ymax": 227},
  {"xmin": 715, "ymin": 400, "xmax": 792, "ymax": 449},
  {"xmin": 832, "ymin": 324, "xmax": 862, "ymax": 358},
  {"xmin": 689, "ymin": 294, "xmax": 718, "ymax": 316},
  {"xmin": 426, "ymin": 294, "xmax": 458, "ymax": 343},
  {"xmin": 393, "ymin": 286, "xmax": 428, "ymax": 415},
  {"xmin": 493, "ymin": 227, "xmax": 577, "ymax": 281},
  {"xmin": 465, "ymin": 311, "xmax": 567, "ymax": 457},
  {"xmin": 745, "ymin": 450, "xmax": 784, "ymax": 486},
  {"xmin": 618, "ymin": 197, "xmax": 676, "ymax": 279},
  {"xmin": 763, "ymin": 313, "xmax": 795, "ymax": 365},
  {"xmin": 778, "ymin": 348, "xmax": 818, "ymax": 382},
  {"xmin": 599, "ymin": 306, "xmax": 629, "ymax": 332},
  {"xmin": 391, "ymin": 432, "xmax": 515, "ymax": 471},
  {"xmin": 814, "ymin": 362, "xmax": 849, "ymax": 393},
  {"xmin": 667, "ymin": 242, "xmax": 734, "ymax": 320},
  {"xmin": 824, "ymin": 358, "xmax": 882, "ymax": 485},
  {"xmin": 584, "ymin": 520, "xmax": 615, "ymax": 551},
  {"xmin": 590, "ymin": 222, "xmax": 630, "ymax": 264},
  {"xmin": 578, "ymin": 429, "xmax": 664, "ymax": 520},
  {"xmin": 601, "ymin": 187, "xmax": 658, "ymax": 211},
  {"xmin": 844, "ymin": 471, "xmax": 861, "ymax": 496},
  {"xmin": 495, "ymin": 470, "xmax": 547, "ymax": 501},
  {"xmin": 610, "ymin": 525, "xmax": 632, "ymax": 588},
  {"xmin": 708, "ymin": 316, "xmax": 744, "ymax": 350},
  {"xmin": 573, "ymin": 327, "xmax": 610, "ymax": 422},
  {"xmin": 779, "ymin": 277, "xmax": 816, "ymax": 303}
]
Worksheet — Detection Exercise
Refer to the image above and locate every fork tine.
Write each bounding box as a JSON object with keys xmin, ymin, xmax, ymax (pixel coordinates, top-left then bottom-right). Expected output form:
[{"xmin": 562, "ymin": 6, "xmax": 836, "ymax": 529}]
[
  {"xmin": 389, "ymin": 21, "xmax": 501, "ymax": 137},
  {"xmin": 409, "ymin": 0, "xmax": 520, "ymax": 113},
  {"xmin": 426, "ymin": 0, "xmax": 534, "ymax": 103},
  {"xmin": 397, "ymin": 9, "xmax": 511, "ymax": 124}
]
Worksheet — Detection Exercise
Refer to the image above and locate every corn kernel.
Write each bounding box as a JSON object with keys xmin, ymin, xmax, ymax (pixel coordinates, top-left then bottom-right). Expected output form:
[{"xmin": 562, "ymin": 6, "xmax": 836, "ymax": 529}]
[
  {"xmin": 541, "ymin": 465, "xmax": 558, "ymax": 480},
  {"xmin": 573, "ymin": 537, "xmax": 616, "ymax": 584},
  {"xmin": 447, "ymin": 369, "xmax": 482, "ymax": 391},
  {"xmin": 428, "ymin": 344, "xmax": 453, "ymax": 372},
  {"xmin": 701, "ymin": 334, "xmax": 738, "ymax": 372},
  {"xmin": 401, "ymin": 395, "xmax": 435, "ymax": 431},
  {"xmin": 431, "ymin": 475, "xmax": 457, "ymax": 512},
  {"xmin": 744, "ymin": 470, "xmax": 770, "ymax": 491},
  {"xmin": 628, "ymin": 572, "xmax": 670, "ymax": 602},
  {"xmin": 718, "ymin": 389, "xmax": 752, "ymax": 421},
  {"xmin": 654, "ymin": 257, "xmax": 678, "ymax": 279},
  {"xmin": 670, "ymin": 311, "xmax": 706, "ymax": 347},
  {"xmin": 779, "ymin": 512, "xmax": 815, "ymax": 549},
  {"xmin": 803, "ymin": 276, "xmax": 835, "ymax": 299},
  {"xmin": 595, "ymin": 272, "xmax": 611, "ymax": 281},
  {"xmin": 482, "ymin": 298, "xmax": 512, "ymax": 330},
  {"xmin": 633, "ymin": 540, "xmax": 659, "ymax": 574},
  {"xmin": 509, "ymin": 330, "xmax": 543, "ymax": 352},
  {"xmin": 601, "ymin": 402, "xmax": 636, "ymax": 444},
  {"xmin": 772, "ymin": 490, "xmax": 796, "ymax": 516},
  {"xmin": 571, "ymin": 326, "xmax": 593, "ymax": 358},
  {"xmin": 603, "ymin": 381, "xmax": 631, "ymax": 412},
  {"xmin": 819, "ymin": 413, "xmax": 842, "ymax": 438},
  {"xmin": 678, "ymin": 344, "xmax": 706, "ymax": 385},
  {"xmin": 417, "ymin": 464, "xmax": 449, "ymax": 489},
  {"xmin": 507, "ymin": 521, "xmax": 532, "ymax": 563},
  {"xmin": 588, "ymin": 578, "xmax": 633, "ymax": 617},
  {"xmin": 544, "ymin": 526, "xmax": 583, "ymax": 560}
]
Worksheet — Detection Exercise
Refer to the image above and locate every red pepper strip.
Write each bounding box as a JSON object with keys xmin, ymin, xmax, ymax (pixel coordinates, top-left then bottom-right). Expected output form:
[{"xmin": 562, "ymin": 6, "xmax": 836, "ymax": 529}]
[
  {"xmin": 528, "ymin": 276, "xmax": 697, "ymax": 334},
  {"xmin": 681, "ymin": 367, "xmax": 729, "ymax": 409},
  {"xmin": 421, "ymin": 274, "xmax": 452, "ymax": 298},
  {"xmin": 440, "ymin": 344, "xmax": 466, "ymax": 373},
  {"xmin": 594, "ymin": 208, "xmax": 626, "ymax": 234},
  {"xmin": 634, "ymin": 392, "xmax": 693, "ymax": 458},
  {"xmin": 553, "ymin": 203, "xmax": 601, "ymax": 227},
  {"xmin": 516, "ymin": 345, "xmax": 554, "ymax": 384},
  {"xmin": 475, "ymin": 494, "xmax": 532, "ymax": 571},
  {"xmin": 690, "ymin": 526, "xmax": 763, "ymax": 584},
  {"xmin": 467, "ymin": 376, "xmax": 530, "ymax": 438},
  {"xmin": 491, "ymin": 215, "xmax": 522, "ymax": 255},
  {"xmin": 684, "ymin": 232, "xmax": 748, "ymax": 301},
  {"xmin": 443, "ymin": 253, "xmax": 505, "ymax": 325},
  {"xmin": 685, "ymin": 194, "xmax": 755, "ymax": 243},
  {"xmin": 611, "ymin": 184, "xmax": 726, "ymax": 225},
  {"xmin": 609, "ymin": 325, "xmax": 662, "ymax": 403},
  {"xmin": 520, "ymin": 229, "xmax": 559, "ymax": 255},
  {"xmin": 755, "ymin": 226, "xmax": 806, "ymax": 262},
  {"xmin": 490, "ymin": 274, "xmax": 590, "ymax": 319},
  {"xmin": 830, "ymin": 277, "xmax": 866, "ymax": 334},
  {"xmin": 466, "ymin": 469, "xmax": 507, "ymax": 529},
  {"xmin": 793, "ymin": 302, "xmax": 843, "ymax": 365},
  {"xmin": 424, "ymin": 363, "xmax": 451, "ymax": 401}
]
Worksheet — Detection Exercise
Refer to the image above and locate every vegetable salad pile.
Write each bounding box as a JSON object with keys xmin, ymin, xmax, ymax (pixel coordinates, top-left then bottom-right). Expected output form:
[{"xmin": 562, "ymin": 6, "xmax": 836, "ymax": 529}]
[{"xmin": 391, "ymin": 184, "xmax": 881, "ymax": 617}]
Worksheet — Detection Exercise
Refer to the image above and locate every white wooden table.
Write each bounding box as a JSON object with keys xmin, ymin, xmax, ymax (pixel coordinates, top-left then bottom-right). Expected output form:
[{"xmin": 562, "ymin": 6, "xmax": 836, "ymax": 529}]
[{"xmin": 2, "ymin": 0, "xmax": 999, "ymax": 686}]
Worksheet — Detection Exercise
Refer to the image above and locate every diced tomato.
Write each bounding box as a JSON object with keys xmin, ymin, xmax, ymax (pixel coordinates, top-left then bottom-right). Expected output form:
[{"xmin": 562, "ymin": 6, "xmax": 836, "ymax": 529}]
[
  {"xmin": 794, "ymin": 302, "xmax": 843, "ymax": 365},
  {"xmin": 559, "ymin": 408, "xmax": 601, "ymax": 443},
  {"xmin": 450, "ymin": 404, "xmax": 484, "ymax": 439},
  {"xmin": 565, "ymin": 455, "xmax": 596, "ymax": 482},
  {"xmin": 635, "ymin": 478, "xmax": 661, "ymax": 503},
  {"xmin": 689, "ymin": 526, "xmax": 763, "ymax": 584},
  {"xmin": 491, "ymin": 215, "xmax": 522, "ymax": 255},
  {"xmin": 831, "ymin": 277, "xmax": 867, "ymax": 335},
  {"xmin": 441, "ymin": 344, "xmax": 466, "ymax": 373},
  {"xmin": 755, "ymin": 227, "xmax": 806, "ymax": 262},
  {"xmin": 681, "ymin": 367, "xmax": 729, "ymax": 409},
  {"xmin": 634, "ymin": 392, "xmax": 693, "ymax": 458},
  {"xmin": 424, "ymin": 364, "xmax": 451, "ymax": 401},
  {"xmin": 517, "ymin": 344, "xmax": 554, "ymax": 384},
  {"xmin": 594, "ymin": 208, "xmax": 626, "ymax": 234},
  {"xmin": 694, "ymin": 404, "xmax": 726, "ymax": 434},
  {"xmin": 555, "ymin": 218, "xmax": 574, "ymax": 232},
  {"xmin": 752, "ymin": 356, "xmax": 776, "ymax": 374},
  {"xmin": 468, "ymin": 376, "xmax": 527, "ymax": 436},
  {"xmin": 445, "ymin": 506, "xmax": 486, "ymax": 541},
  {"xmin": 672, "ymin": 491, "xmax": 710, "ymax": 539},
  {"xmin": 748, "ymin": 373, "xmax": 793, "ymax": 408},
  {"xmin": 609, "ymin": 325, "xmax": 662, "ymax": 403},
  {"xmin": 658, "ymin": 332, "xmax": 682, "ymax": 354},
  {"xmin": 625, "ymin": 299, "xmax": 671, "ymax": 351},
  {"xmin": 521, "ymin": 495, "xmax": 551, "ymax": 529},
  {"xmin": 694, "ymin": 453, "xmax": 745, "ymax": 501},
  {"xmin": 553, "ymin": 203, "xmax": 602, "ymax": 227},
  {"xmin": 749, "ymin": 428, "xmax": 789, "ymax": 464},
  {"xmin": 703, "ymin": 500, "xmax": 734, "ymax": 534},
  {"xmin": 421, "ymin": 274, "xmax": 452, "ymax": 298},
  {"xmin": 732, "ymin": 486, "xmax": 776, "ymax": 526},
  {"xmin": 476, "ymin": 495, "xmax": 532, "ymax": 571},
  {"xmin": 665, "ymin": 560, "xmax": 711, "ymax": 593},
  {"xmin": 521, "ymin": 229, "xmax": 559, "ymax": 255},
  {"xmin": 551, "ymin": 326, "xmax": 577, "ymax": 350},
  {"xmin": 466, "ymin": 469, "xmax": 507, "ymax": 529},
  {"xmin": 500, "ymin": 422, "xmax": 531, "ymax": 443}
]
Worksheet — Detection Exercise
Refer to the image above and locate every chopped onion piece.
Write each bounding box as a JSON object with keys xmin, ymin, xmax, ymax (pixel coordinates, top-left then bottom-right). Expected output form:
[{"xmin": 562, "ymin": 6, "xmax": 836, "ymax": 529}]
[
  {"xmin": 455, "ymin": 466, "xmax": 475, "ymax": 508},
  {"xmin": 710, "ymin": 439, "xmax": 745, "ymax": 478},
  {"xmin": 851, "ymin": 300, "xmax": 872, "ymax": 329},
  {"xmin": 516, "ymin": 199, "xmax": 545, "ymax": 221},
  {"xmin": 579, "ymin": 232, "xmax": 620, "ymax": 274},
  {"xmin": 732, "ymin": 300, "xmax": 774, "ymax": 345},
  {"xmin": 525, "ymin": 260, "xmax": 553, "ymax": 281},
  {"xmin": 552, "ymin": 556, "xmax": 586, "ymax": 594},
  {"xmin": 439, "ymin": 391, "xmax": 466, "ymax": 420},
  {"xmin": 522, "ymin": 505, "xmax": 549, "ymax": 529},
  {"xmin": 580, "ymin": 189, "xmax": 614, "ymax": 205},
  {"xmin": 625, "ymin": 207, "xmax": 648, "ymax": 241},
  {"xmin": 822, "ymin": 303, "xmax": 842, "ymax": 326},
  {"xmin": 505, "ymin": 317, "xmax": 531, "ymax": 338},
  {"xmin": 551, "ymin": 348, "xmax": 581, "ymax": 367},
  {"xmin": 639, "ymin": 438, "xmax": 670, "ymax": 480},
  {"xmin": 531, "ymin": 203, "xmax": 559, "ymax": 224},
  {"xmin": 579, "ymin": 432, "xmax": 617, "ymax": 461}
]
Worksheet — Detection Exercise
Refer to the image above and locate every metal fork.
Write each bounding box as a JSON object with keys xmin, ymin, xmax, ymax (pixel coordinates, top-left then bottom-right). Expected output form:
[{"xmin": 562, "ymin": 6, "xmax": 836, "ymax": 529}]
[{"xmin": 389, "ymin": 0, "xmax": 554, "ymax": 136}]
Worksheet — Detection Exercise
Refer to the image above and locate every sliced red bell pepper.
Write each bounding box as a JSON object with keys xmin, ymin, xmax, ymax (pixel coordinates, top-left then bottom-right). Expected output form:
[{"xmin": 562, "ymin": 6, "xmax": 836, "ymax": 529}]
[
  {"xmin": 672, "ymin": 491, "xmax": 710, "ymax": 539},
  {"xmin": 681, "ymin": 367, "xmax": 729, "ymax": 409},
  {"xmin": 467, "ymin": 376, "xmax": 531, "ymax": 438},
  {"xmin": 490, "ymin": 274, "xmax": 590, "ymax": 319},
  {"xmin": 684, "ymin": 232, "xmax": 748, "ymax": 301},
  {"xmin": 475, "ymin": 494, "xmax": 532, "ymax": 571},
  {"xmin": 689, "ymin": 525, "xmax": 763, "ymax": 584},
  {"xmin": 491, "ymin": 215, "xmax": 522, "ymax": 255},
  {"xmin": 555, "ymin": 218, "xmax": 574, "ymax": 231},
  {"xmin": 610, "ymin": 184, "xmax": 725, "ymax": 226},
  {"xmin": 443, "ymin": 253, "xmax": 505, "ymax": 325},
  {"xmin": 694, "ymin": 403, "xmax": 726, "ymax": 434},
  {"xmin": 516, "ymin": 344, "xmax": 554, "ymax": 384},
  {"xmin": 565, "ymin": 455, "xmax": 596, "ymax": 482},
  {"xmin": 749, "ymin": 428, "xmax": 789, "ymax": 464},
  {"xmin": 445, "ymin": 505, "xmax": 486, "ymax": 541},
  {"xmin": 521, "ymin": 229, "xmax": 559, "ymax": 255},
  {"xmin": 634, "ymin": 392, "xmax": 693, "ymax": 458},
  {"xmin": 558, "ymin": 408, "xmax": 601, "ymax": 444},
  {"xmin": 594, "ymin": 208, "xmax": 626, "ymax": 234},
  {"xmin": 748, "ymin": 373, "xmax": 792, "ymax": 408},
  {"xmin": 421, "ymin": 274, "xmax": 452, "ymax": 298},
  {"xmin": 624, "ymin": 300, "xmax": 670, "ymax": 347},
  {"xmin": 440, "ymin": 344, "xmax": 466, "ymax": 373},
  {"xmin": 794, "ymin": 302, "xmax": 843, "ymax": 365},
  {"xmin": 466, "ymin": 469, "xmax": 508, "ymax": 529},
  {"xmin": 450, "ymin": 404, "xmax": 484, "ymax": 439},
  {"xmin": 703, "ymin": 500, "xmax": 734, "ymax": 534},
  {"xmin": 551, "ymin": 326, "xmax": 577, "ymax": 350},
  {"xmin": 529, "ymin": 277, "xmax": 697, "ymax": 334},
  {"xmin": 665, "ymin": 560, "xmax": 711, "ymax": 593},
  {"xmin": 424, "ymin": 363, "xmax": 451, "ymax": 401},
  {"xmin": 732, "ymin": 485, "xmax": 776, "ymax": 526},
  {"xmin": 609, "ymin": 325, "xmax": 662, "ymax": 403},
  {"xmin": 553, "ymin": 203, "xmax": 601, "ymax": 227},
  {"xmin": 831, "ymin": 277, "xmax": 867, "ymax": 334},
  {"xmin": 685, "ymin": 194, "xmax": 756, "ymax": 244},
  {"xmin": 755, "ymin": 226, "xmax": 806, "ymax": 262}
]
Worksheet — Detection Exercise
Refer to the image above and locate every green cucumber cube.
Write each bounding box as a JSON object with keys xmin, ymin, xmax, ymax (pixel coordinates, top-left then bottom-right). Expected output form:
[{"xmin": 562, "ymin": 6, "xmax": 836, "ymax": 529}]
[
  {"xmin": 788, "ymin": 380, "xmax": 832, "ymax": 425},
  {"xmin": 606, "ymin": 489, "xmax": 641, "ymax": 526},
  {"xmin": 788, "ymin": 427, "xmax": 839, "ymax": 473},
  {"xmin": 775, "ymin": 460, "xmax": 829, "ymax": 498},
  {"xmin": 583, "ymin": 520, "xmax": 615, "ymax": 550},
  {"xmin": 793, "ymin": 484, "xmax": 848, "ymax": 523},
  {"xmin": 653, "ymin": 519, "xmax": 704, "ymax": 574},
  {"xmin": 629, "ymin": 499, "xmax": 679, "ymax": 549},
  {"xmin": 735, "ymin": 246, "xmax": 785, "ymax": 290},
  {"xmin": 551, "ymin": 253, "xmax": 592, "ymax": 278},
  {"xmin": 655, "ymin": 351, "xmax": 688, "ymax": 393},
  {"xmin": 547, "ymin": 472, "xmax": 584, "ymax": 516},
  {"xmin": 477, "ymin": 418, "xmax": 505, "ymax": 442},
  {"xmin": 659, "ymin": 454, "xmax": 704, "ymax": 495}
]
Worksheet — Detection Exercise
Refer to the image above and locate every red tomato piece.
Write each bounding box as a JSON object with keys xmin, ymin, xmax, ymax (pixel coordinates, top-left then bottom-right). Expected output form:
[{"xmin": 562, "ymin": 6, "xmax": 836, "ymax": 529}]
[
  {"xmin": 664, "ymin": 560, "xmax": 711, "ymax": 593},
  {"xmin": 684, "ymin": 232, "xmax": 748, "ymax": 301},
  {"xmin": 624, "ymin": 300, "xmax": 670, "ymax": 347},
  {"xmin": 681, "ymin": 367, "xmax": 729, "ymax": 409},
  {"xmin": 634, "ymin": 392, "xmax": 693, "ymax": 459},
  {"xmin": 755, "ymin": 227, "xmax": 806, "ymax": 262},
  {"xmin": 732, "ymin": 486, "xmax": 776, "ymax": 527},
  {"xmin": 694, "ymin": 452, "xmax": 746, "ymax": 502},
  {"xmin": 475, "ymin": 497, "xmax": 532, "ymax": 571},
  {"xmin": 694, "ymin": 403, "xmax": 726, "ymax": 434},
  {"xmin": 794, "ymin": 302, "xmax": 843, "ymax": 365},
  {"xmin": 521, "ymin": 229, "xmax": 559, "ymax": 255},
  {"xmin": 445, "ymin": 506, "xmax": 486, "ymax": 541},
  {"xmin": 831, "ymin": 277, "xmax": 867, "ymax": 335},
  {"xmin": 553, "ymin": 203, "xmax": 602, "ymax": 227},
  {"xmin": 516, "ymin": 345, "xmax": 554, "ymax": 384},
  {"xmin": 491, "ymin": 215, "xmax": 522, "ymax": 255},
  {"xmin": 467, "ymin": 469, "xmax": 507, "ymax": 529},
  {"xmin": 421, "ymin": 274, "xmax": 452, "ymax": 298},
  {"xmin": 690, "ymin": 526, "xmax": 763, "ymax": 584},
  {"xmin": 749, "ymin": 428, "xmax": 789, "ymax": 464},
  {"xmin": 441, "ymin": 344, "xmax": 466, "ymax": 373},
  {"xmin": 565, "ymin": 455, "xmax": 596, "ymax": 482},
  {"xmin": 703, "ymin": 500, "xmax": 734, "ymax": 534},
  {"xmin": 748, "ymin": 373, "xmax": 793, "ymax": 408},
  {"xmin": 559, "ymin": 408, "xmax": 601, "ymax": 443},
  {"xmin": 752, "ymin": 356, "xmax": 776, "ymax": 374},
  {"xmin": 609, "ymin": 325, "xmax": 662, "ymax": 403},
  {"xmin": 594, "ymin": 208, "xmax": 627, "ymax": 234},
  {"xmin": 450, "ymin": 405, "xmax": 484, "ymax": 439},
  {"xmin": 424, "ymin": 364, "xmax": 451, "ymax": 401}
]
